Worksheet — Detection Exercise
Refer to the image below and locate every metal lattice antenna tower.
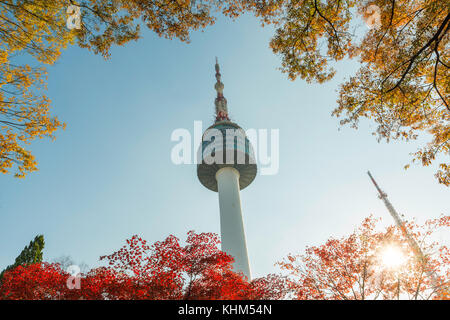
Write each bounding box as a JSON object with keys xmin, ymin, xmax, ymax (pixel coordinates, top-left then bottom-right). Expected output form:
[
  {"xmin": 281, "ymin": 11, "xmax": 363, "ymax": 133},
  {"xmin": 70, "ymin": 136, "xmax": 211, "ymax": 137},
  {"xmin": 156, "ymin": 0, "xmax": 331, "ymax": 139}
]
[{"xmin": 367, "ymin": 171, "xmax": 444, "ymax": 294}]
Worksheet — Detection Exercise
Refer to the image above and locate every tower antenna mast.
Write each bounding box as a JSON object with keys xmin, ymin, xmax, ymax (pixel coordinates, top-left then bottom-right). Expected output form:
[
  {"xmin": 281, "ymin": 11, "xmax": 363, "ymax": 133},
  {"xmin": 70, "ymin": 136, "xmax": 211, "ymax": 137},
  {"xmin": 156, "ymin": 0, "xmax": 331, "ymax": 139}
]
[{"xmin": 367, "ymin": 171, "xmax": 443, "ymax": 294}]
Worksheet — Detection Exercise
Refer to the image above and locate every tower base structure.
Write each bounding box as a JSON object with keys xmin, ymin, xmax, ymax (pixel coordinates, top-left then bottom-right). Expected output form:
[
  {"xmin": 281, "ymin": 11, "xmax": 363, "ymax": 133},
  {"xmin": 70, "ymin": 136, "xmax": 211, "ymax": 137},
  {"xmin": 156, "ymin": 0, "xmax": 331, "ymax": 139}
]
[{"xmin": 216, "ymin": 167, "xmax": 251, "ymax": 280}]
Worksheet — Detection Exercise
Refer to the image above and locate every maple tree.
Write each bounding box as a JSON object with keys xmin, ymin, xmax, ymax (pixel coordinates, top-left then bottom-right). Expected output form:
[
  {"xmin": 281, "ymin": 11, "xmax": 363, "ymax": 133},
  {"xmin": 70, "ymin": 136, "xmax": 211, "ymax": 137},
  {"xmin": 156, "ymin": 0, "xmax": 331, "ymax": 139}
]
[
  {"xmin": 0, "ymin": 1, "xmax": 73, "ymax": 177},
  {"xmin": 258, "ymin": 0, "xmax": 450, "ymax": 185},
  {"xmin": 0, "ymin": 231, "xmax": 287, "ymax": 300},
  {"xmin": 1, "ymin": 222, "xmax": 448, "ymax": 300},
  {"xmin": 278, "ymin": 215, "xmax": 450, "ymax": 300}
]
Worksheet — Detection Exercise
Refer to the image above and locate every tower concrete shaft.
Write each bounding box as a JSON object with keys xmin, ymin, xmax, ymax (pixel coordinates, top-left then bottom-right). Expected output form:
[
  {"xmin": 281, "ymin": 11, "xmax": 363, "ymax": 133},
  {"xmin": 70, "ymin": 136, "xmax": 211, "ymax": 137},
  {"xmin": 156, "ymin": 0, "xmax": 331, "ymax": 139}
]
[{"xmin": 216, "ymin": 167, "xmax": 251, "ymax": 279}]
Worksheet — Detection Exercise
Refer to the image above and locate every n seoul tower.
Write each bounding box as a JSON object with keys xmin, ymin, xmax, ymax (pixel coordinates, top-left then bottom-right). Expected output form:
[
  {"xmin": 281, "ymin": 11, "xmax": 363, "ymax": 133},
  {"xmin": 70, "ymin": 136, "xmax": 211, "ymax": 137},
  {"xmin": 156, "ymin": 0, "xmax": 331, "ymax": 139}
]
[{"xmin": 197, "ymin": 59, "xmax": 257, "ymax": 280}]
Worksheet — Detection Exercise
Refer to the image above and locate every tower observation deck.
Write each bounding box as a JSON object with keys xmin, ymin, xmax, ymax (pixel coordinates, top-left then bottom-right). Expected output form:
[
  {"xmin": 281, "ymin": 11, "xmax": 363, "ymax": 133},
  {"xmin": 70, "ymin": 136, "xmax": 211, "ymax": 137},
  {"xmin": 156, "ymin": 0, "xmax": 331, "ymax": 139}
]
[{"xmin": 197, "ymin": 59, "xmax": 257, "ymax": 280}]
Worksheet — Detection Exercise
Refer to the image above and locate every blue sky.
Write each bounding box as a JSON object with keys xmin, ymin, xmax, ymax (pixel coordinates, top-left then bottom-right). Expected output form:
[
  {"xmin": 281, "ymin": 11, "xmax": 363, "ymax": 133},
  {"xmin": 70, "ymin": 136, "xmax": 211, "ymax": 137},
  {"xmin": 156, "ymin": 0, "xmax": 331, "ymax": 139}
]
[{"xmin": 0, "ymin": 13, "xmax": 448, "ymax": 278}]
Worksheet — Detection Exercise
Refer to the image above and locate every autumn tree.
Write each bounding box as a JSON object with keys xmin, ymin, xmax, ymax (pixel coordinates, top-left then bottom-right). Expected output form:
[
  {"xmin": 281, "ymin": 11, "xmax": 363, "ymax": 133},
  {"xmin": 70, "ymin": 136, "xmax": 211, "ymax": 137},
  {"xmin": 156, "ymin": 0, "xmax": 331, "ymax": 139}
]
[
  {"xmin": 259, "ymin": 0, "xmax": 449, "ymax": 185},
  {"xmin": 0, "ymin": 1, "xmax": 73, "ymax": 176},
  {"xmin": 98, "ymin": 231, "xmax": 286, "ymax": 300},
  {"xmin": 0, "ymin": 231, "xmax": 287, "ymax": 300},
  {"xmin": 278, "ymin": 215, "xmax": 450, "ymax": 300}
]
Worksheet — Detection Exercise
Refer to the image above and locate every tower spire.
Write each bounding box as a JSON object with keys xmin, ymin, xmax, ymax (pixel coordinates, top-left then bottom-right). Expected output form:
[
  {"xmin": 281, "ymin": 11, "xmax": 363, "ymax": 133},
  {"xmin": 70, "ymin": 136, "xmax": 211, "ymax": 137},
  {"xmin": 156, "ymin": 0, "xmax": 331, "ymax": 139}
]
[{"xmin": 214, "ymin": 57, "xmax": 230, "ymax": 122}]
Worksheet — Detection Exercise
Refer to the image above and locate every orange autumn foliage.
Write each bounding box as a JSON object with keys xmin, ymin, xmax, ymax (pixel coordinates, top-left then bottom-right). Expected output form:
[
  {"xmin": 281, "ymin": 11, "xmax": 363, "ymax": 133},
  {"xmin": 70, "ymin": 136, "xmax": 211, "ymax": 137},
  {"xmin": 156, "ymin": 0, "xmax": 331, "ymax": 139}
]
[
  {"xmin": 279, "ymin": 215, "xmax": 450, "ymax": 300},
  {"xmin": 264, "ymin": 0, "xmax": 449, "ymax": 185}
]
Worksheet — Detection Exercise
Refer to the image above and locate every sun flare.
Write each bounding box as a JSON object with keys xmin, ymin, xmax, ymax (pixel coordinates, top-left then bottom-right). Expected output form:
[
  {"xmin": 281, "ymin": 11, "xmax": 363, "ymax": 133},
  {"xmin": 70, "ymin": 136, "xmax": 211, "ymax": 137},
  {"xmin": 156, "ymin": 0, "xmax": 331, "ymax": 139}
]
[{"xmin": 380, "ymin": 245, "xmax": 407, "ymax": 269}]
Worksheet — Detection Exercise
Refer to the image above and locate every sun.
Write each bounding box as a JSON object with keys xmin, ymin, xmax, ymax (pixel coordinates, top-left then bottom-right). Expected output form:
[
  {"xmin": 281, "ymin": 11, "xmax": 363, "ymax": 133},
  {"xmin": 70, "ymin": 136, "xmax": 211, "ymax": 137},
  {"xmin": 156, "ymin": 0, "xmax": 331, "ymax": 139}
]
[{"xmin": 380, "ymin": 245, "xmax": 407, "ymax": 269}]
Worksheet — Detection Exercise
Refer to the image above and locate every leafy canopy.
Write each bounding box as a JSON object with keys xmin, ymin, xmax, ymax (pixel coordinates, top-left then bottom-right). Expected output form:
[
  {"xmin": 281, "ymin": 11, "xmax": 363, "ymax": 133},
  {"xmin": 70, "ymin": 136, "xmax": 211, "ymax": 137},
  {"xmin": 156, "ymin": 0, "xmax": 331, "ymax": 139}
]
[
  {"xmin": 2, "ymin": 0, "xmax": 448, "ymax": 184},
  {"xmin": 265, "ymin": 0, "xmax": 449, "ymax": 185},
  {"xmin": 0, "ymin": 0, "xmax": 274, "ymax": 177}
]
